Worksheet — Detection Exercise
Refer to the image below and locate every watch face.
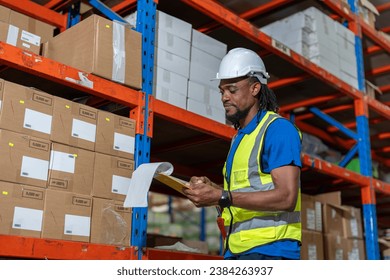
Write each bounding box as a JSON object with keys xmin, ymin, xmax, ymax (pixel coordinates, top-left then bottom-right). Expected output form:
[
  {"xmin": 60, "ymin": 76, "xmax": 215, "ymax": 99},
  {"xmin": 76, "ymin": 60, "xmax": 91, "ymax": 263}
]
[{"xmin": 219, "ymin": 190, "xmax": 231, "ymax": 208}]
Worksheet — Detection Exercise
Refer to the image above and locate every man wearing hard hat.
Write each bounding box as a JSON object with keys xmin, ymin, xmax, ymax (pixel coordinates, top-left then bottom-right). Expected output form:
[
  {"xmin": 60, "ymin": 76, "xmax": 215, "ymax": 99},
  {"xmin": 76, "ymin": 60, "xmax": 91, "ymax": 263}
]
[{"xmin": 184, "ymin": 48, "xmax": 302, "ymax": 260}]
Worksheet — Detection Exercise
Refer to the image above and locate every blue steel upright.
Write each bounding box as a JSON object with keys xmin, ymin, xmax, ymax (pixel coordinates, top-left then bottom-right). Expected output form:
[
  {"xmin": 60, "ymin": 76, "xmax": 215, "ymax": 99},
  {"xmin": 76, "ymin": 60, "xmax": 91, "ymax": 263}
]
[
  {"xmin": 348, "ymin": 0, "xmax": 379, "ymax": 259},
  {"xmin": 131, "ymin": 0, "xmax": 156, "ymax": 259}
]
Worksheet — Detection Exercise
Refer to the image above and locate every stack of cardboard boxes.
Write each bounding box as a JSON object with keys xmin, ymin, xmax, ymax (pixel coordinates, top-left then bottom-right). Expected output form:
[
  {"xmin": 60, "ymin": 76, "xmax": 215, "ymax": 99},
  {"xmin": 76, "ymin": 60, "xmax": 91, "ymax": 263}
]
[
  {"xmin": 0, "ymin": 5, "xmax": 54, "ymax": 54},
  {"xmin": 301, "ymin": 191, "xmax": 366, "ymax": 259},
  {"xmin": 0, "ymin": 78, "xmax": 136, "ymax": 247},
  {"xmin": 126, "ymin": 11, "xmax": 227, "ymax": 124},
  {"xmin": 42, "ymin": 14, "xmax": 142, "ymax": 90},
  {"xmin": 260, "ymin": 7, "xmax": 359, "ymax": 89}
]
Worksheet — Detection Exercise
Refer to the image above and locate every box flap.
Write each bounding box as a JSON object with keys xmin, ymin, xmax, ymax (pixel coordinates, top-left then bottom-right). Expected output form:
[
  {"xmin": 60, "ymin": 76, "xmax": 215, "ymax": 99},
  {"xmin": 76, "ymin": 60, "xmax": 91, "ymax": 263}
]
[{"xmin": 360, "ymin": 0, "xmax": 379, "ymax": 15}]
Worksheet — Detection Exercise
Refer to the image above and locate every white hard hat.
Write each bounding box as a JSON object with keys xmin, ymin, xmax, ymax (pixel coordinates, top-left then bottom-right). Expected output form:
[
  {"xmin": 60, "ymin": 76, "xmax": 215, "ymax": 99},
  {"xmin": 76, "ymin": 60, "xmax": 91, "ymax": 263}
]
[{"xmin": 214, "ymin": 47, "xmax": 270, "ymax": 84}]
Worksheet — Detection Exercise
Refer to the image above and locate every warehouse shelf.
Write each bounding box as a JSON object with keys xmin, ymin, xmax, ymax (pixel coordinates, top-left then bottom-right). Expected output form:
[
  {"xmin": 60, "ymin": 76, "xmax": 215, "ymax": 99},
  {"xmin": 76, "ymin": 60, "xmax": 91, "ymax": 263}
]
[
  {"xmin": 0, "ymin": 0, "xmax": 67, "ymax": 30},
  {"xmin": 0, "ymin": 0, "xmax": 388, "ymax": 260},
  {"xmin": 0, "ymin": 235, "xmax": 137, "ymax": 260}
]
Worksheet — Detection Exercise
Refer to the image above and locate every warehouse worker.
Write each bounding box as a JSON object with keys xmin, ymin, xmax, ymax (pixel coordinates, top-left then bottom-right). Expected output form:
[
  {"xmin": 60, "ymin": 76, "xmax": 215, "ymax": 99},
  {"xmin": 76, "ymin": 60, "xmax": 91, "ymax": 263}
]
[{"xmin": 183, "ymin": 48, "xmax": 302, "ymax": 260}]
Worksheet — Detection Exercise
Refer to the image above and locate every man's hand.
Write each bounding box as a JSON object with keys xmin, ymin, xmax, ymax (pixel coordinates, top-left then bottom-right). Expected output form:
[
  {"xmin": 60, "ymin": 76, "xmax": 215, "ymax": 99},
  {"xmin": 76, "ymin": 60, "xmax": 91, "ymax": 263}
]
[{"xmin": 183, "ymin": 176, "xmax": 222, "ymax": 207}]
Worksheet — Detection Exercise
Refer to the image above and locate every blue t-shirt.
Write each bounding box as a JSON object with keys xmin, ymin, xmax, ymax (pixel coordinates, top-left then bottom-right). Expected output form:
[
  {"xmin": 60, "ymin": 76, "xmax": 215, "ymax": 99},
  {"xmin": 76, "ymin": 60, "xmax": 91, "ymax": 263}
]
[{"xmin": 224, "ymin": 111, "xmax": 302, "ymax": 259}]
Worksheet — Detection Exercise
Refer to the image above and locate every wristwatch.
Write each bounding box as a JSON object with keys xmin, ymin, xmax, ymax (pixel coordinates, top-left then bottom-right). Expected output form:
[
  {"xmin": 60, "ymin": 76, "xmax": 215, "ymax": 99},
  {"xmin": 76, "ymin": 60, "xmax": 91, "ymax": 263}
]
[{"xmin": 218, "ymin": 190, "xmax": 232, "ymax": 208}]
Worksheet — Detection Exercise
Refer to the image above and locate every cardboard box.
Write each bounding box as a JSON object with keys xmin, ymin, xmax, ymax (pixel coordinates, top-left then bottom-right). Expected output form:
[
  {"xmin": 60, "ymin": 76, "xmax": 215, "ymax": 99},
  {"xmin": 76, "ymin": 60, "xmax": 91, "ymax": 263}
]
[
  {"xmin": 43, "ymin": 15, "xmax": 142, "ymax": 89},
  {"xmin": 187, "ymin": 98, "xmax": 226, "ymax": 124},
  {"xmin": 342, "ymin": 206, "xmax": 364, "ymax": 239},
  {"xmin": 189, "ymin": 46, "xmax": 221, "ymax": 88},
  {"xmin": 0, "ymin": 129, "xmax": 50, "ymax": 188},
  {"xmin": 156, "ymin": 28, "xmax": 191, "ymax": 60},
  {"xmin": 51, "ymin": 97, "xmax": 97, "ymax": 151},
  {"xmin": 346, "ymin": 238, "xmax": 366, "ymax": 260},
  {"xmin": 153, "ymin": 66, "xmax": 189, "ymax": 96},
  {"xmin": 154, "ymin": 86, "xmax": 187, "ymax": 109},
  {"xmin": 0, "ymin": 5, "xmax": 54, "ymax": 54},
  {"xmin": 156, "ymin": 10, "xmax": 192, "ymax": 42},
  {"xmin": 301, "ymin": 194, "xmax": 322, "ymax": 232},
  {"xmin": 191, "ymin": 29, "xmax": 227, "ymax": 59},
  {"xmin": 155, "ymin": 47, "xmax": 190, "ymax": 78},
  {"xmin": 314, "ymin": 191, "xmax": 342, "ymax": 205},
  {"xmin": 187, "ymin": 80, "xmax": 223, "ymax": 108},
  {"xmin": 322, "ymin": 203, "xmax": 345, "ymax": 236},
  {"xmin": 90, "ymin": 197, "xmax": 132, "ymax": 246},
  {"xmin": 0, "ymin": 181, "xmax": 45, "ymax": 237},
  {"xmin": 48, "ymin": 143, "xmax": 95, "ymax": 195},
  {"xmin": 0, "ymin": 79, "xmax": 54, "ymax": 139},
  {"xmin": 92, "ymin": 153, "xmax": 134, "ymax": 201},
  {"xmin": 42, "ymin": 189, "xmax": 92, "ymax": 242},
  {"xmin": 323, "ymin": 234, "xmax": 345, "ymax": 260},
  {"xmin": 358, "ymin": 0, "xmax": 379, "ymax": 29},
  {"xmin": 95, "ymin": 110, "xmax": 135, "ymax": 159},
  {"xmin": 301, "ymin": 230, "xmax": 324, "ymax": 260},
  {"xmin": 0, "ymin": 21, "xmax": 41, "ymax": 54},
  {"xmin": 0, "ymin": 5, "xmax": 54, "ymax": 43}
]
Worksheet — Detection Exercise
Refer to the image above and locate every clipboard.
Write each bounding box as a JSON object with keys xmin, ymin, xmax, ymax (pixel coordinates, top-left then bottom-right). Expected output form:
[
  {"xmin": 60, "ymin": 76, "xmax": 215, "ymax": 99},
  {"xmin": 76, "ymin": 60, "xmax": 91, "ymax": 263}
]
[{"xmin": 154, "ymin": 173, "xmax": 190, "ymax": 194}]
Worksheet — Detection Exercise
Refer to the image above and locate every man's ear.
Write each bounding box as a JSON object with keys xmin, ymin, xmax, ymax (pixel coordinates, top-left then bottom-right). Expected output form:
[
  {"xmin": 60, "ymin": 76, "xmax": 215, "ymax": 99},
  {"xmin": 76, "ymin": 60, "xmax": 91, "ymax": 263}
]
[{"xmin": 252, "ymin": 82, "xmax": 261, "ymax": 97}]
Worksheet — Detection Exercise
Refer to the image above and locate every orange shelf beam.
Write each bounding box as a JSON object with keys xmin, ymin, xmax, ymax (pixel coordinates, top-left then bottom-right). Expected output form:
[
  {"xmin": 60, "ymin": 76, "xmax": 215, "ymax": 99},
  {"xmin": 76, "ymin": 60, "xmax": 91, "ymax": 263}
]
[
  {"xmin": 0, "ymin": 235, "xmax": 137, "ymax": 259},
  {"xmin": 0, "ymin": 0, "xmax": 67, "ymax": 29},
  {"xmin": 0, "ymin": 42, "xmax": 141, "ymax": 108},
  {"xmin": 380, "ymin": 84, "xmax": 390, "ymax": 93},
  {"xmin": 153, "ymin": 98, "xmax": 235, "ymax": 141},
  {"xmin": 302, "ymin": 153, "xmax": 390, "ymax": 195},
  {"xmin": 269, "ymin": 74, "xmax": 311, "ymax": 89},
  {"xmin": 365, "ymin": 45, "xmax": 382, "ymax": 55},
  {"xmin": 365, "ymin": 64, "xmax": 390, "ymax": 77},
  {"xmin": 279, "ymin": 93, "xmax": 343, "ymax": 113},
  {"xmin": 111, "ymin": 0, "xmax": 137, "ymax": 14},
  {"xmin": 181, "ymin": 0, "xmax": 363, "ymax": 101},
  {"xmin": 296, "ymin": 104, "xmax": 354, "ymax": 121},
  {"xmin": 377, "ymin": 2, "xmax": 390, "ymax": 13},
  {"xmin": 322, "ymin": 0, "xmax": 355, "ymax": 21},
  {"xmin": 365, "ymin": 96, "xmax": 390, "ymax": 119},
  {"xmin": 44, "ymin": 0, "xmax": 76, "ymax": 10},
  {"xmin": 198, "ymin": 0, "xmax": 293, "ymax": 33},
  {"xmin": 360, "ymin": 18, "xmax": 390, "ymax": 54}
]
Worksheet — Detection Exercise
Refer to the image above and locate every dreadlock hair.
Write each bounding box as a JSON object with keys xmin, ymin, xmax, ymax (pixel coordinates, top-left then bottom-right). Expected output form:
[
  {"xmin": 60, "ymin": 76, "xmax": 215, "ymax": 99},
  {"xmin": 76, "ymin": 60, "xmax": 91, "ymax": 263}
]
[{"xmin": 248, "ymin": 76, "xmax": 279, "ymax": 113}]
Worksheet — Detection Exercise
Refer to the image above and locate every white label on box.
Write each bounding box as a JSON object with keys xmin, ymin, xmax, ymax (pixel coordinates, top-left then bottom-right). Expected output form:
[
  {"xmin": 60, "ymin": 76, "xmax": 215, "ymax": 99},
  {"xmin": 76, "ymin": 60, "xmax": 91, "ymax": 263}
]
[
  {"xmin": 308, "ymin": 244, "xmax": 317, "ymax": 260},
  {"xmin": 72, "ymin": 119, "xmax": 96, "ymax": 143},
  {"xmin": 49, "ymin": 151, "xmax": 76, "ymax": 174},
  {"xmin": 272, "ymin": 39, "xmax": 291, "ymax": 56},
  {"xmin": 348, "ymin": 248, "xmax": 359, "ymax": 260},
  {"xmin": 6, "ymin": 25, "xmax": 19, "ymax": 46},
  {"xmin": 306, "ymin": 208, "xmax": 316, "ymax": 230},
  {"xmin": 13, "ymin": 207, "xmax": 43, "ymax": 231},
  {"xmin": 314, "ymin": 201, "xmax": 322, "ymax": 231},
  {"xmin": 22, "ymin": 42, "xmax": 31, "ymax": 49},
  {"xmin": 350, "ymin": 218, "xmax": 358, "ymax": 237},
  {"xmin": 112, "ymin": 175, "xmax": 131, "ymax": 195},
  {"xmin": 24, "ymin": 108, "xmax": 52, "ymax": 134},
  {"xmin": 21, "ymin": 156, "xmax": 49, "ymax": 181},
  {"xmin": 114, "ymin": 132, "xmax": 135, "ymax": 154},
  {"xmin": 0, "ymin": 100, "xmax": 2, "ymax": 111},
  {"xmin": 335, "ymin": 249, "xmax": 343, "ymax": 260},
  {"xmin": 64, "ymin": 214, "xmax": 90, "ymax": 237},
  {"xmin": 20, "ymin": 30, "xmax": 41, "ymax": 46}
]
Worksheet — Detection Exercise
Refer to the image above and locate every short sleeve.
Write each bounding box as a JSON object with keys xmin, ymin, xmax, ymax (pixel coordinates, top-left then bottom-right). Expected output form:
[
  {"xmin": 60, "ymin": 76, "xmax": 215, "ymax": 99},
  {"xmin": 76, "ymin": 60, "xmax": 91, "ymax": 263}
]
[{"xmin": 261, "ymin": 118, "xmax": 302, "ymax": 173}]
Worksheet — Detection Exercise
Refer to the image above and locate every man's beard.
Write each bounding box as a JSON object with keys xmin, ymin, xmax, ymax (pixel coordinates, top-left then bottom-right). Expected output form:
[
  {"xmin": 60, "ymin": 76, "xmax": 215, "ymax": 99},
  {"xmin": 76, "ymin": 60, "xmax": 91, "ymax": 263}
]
[{"xmin": 225, "ymin": 105, "xmax": 250, "ymax": 126}]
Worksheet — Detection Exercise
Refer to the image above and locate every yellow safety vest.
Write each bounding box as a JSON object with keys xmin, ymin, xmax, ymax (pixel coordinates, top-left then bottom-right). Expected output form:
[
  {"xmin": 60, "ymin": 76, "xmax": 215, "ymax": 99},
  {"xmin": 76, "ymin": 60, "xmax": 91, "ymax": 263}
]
[{"xmin": 222, "ymin": 111, "xmax": 301, "ymax": 254}]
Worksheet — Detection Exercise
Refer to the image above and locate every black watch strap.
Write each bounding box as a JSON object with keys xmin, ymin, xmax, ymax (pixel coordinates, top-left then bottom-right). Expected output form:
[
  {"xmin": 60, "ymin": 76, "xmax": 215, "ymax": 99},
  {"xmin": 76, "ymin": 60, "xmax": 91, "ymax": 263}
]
[{"xmin": 218, "ymin": 190, "xmax": 232, "ymax": 208}]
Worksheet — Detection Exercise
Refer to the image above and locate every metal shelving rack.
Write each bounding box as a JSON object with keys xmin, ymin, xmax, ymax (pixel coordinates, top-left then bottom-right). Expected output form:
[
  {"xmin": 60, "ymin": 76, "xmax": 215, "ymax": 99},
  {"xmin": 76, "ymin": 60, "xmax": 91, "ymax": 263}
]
[{"xmin": 0, "ymin": 0, "xmax": 388, "ymax": 260}]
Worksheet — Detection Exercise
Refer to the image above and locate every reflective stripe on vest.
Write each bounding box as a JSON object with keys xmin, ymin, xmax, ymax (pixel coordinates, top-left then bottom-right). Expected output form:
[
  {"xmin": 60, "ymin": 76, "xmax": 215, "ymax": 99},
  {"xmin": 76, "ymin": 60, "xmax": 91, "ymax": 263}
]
[{"xmin": 222, "ymin": 111, "xmax": 301, "ymax": 254}]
